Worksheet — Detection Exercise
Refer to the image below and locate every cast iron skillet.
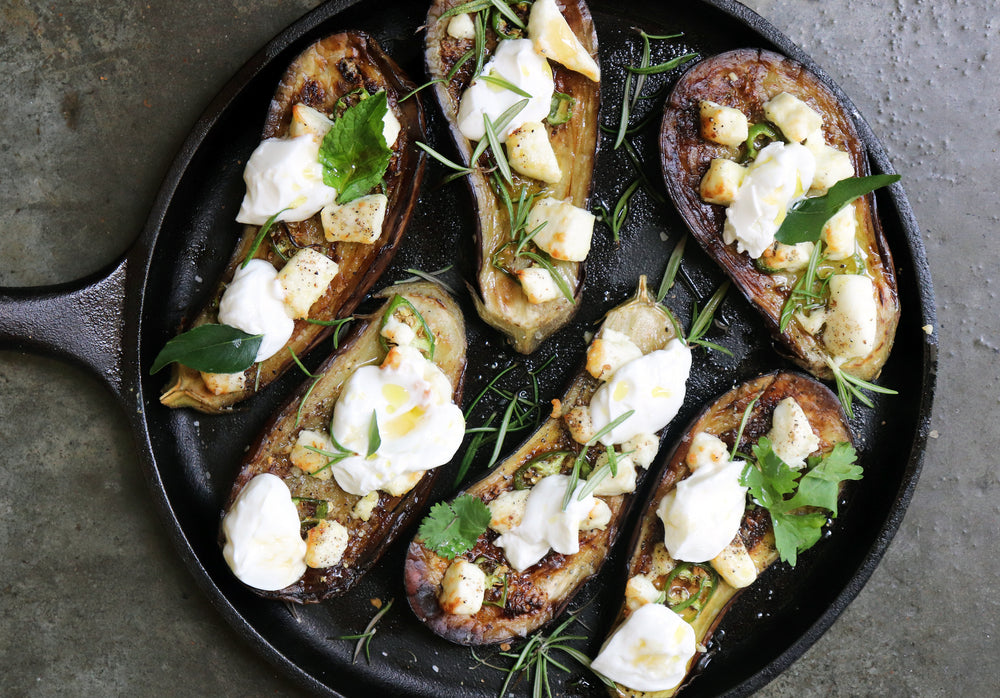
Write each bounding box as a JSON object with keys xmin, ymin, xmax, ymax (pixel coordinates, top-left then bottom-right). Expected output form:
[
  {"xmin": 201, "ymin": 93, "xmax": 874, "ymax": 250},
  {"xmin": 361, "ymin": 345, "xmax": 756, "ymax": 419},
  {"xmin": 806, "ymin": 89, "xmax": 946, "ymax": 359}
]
[{"xmin": 0, "ymin": 0, "xmax": 937, "ymax": 696}]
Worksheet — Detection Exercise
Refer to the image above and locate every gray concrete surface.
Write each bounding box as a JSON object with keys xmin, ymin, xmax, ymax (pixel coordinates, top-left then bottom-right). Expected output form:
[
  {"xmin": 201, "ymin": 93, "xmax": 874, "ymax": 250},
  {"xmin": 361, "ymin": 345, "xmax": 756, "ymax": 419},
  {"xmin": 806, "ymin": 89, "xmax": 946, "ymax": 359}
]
[{"xmin": 0, "ymin": 0, "xmax": 996, "ymax": 695}]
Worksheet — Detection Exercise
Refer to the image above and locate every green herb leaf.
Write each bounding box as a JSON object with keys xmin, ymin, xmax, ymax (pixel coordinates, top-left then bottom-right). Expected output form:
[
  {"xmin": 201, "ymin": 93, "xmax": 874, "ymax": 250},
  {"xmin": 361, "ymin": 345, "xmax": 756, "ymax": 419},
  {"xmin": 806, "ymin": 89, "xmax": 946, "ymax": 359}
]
[
  {"xmin": 150, "ymin": 324, "xmax": 261, "ymax": 374},
  {"xmin": 775, "ymin": 174, "xmax": 901, "ymax": 245},
  {"xmin": 742, "ymin": 437, "xmax": 862, "ymax": 565},
  {"xmin": 417, "ymin": 495, "xmax": 492, "ymax": 560},
  {"xmin": 319, "ymin": 90, "xmax": 393, "ymax": 204},
  {"xmin": 366, "ymin": 411, "xmax": 381, "ymax": 458},
  {"xmin": 243, "ymin": 207, "xmax": 290, "ymax": 268}
]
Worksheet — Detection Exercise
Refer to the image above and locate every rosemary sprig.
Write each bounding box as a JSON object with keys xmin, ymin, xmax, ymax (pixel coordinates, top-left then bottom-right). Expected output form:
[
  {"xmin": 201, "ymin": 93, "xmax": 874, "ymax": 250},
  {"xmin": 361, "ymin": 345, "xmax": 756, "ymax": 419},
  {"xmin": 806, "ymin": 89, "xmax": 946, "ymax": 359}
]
[
  {"xmin": 825, "ymin": 357, "xmax": 898, "ymax": 419},
  {"xmin": 243, "ymin": 207, "xmax": 290, "ymax": 268},
  {"xmin": 595, "ymin": 179, "xmax": 640, "ymax": 242},
  {"xmin": 288, "ymin": 346, "xmax": 322, "ymax": 428},
  {"xmin": 304, "ymin": 316, "xmax": 354, "ymax": 349},
  {"xmin": 779, "ymin": 238, "xmax": 827, "ymax": 333},
  {"xmin": 730, "ymin": 395, "xmax": 760, "ymax": 461},
  {"xmin": 656, "ymin": 234, "xmax": 687, "ymax": 302},
  {"xmin": 564, "ymin": 410, "xmax": 635, "ymax": 509},
  {"xmin": 395, "ymin": 265, "xmax": 457, "ymax": 294},
  {"xmin": 626, "ymin": 52, "xmax": 698, "ymax": 75},
  {"xmin": 337, "ymin": 598, "xmax": 394, "ymax": 664}
]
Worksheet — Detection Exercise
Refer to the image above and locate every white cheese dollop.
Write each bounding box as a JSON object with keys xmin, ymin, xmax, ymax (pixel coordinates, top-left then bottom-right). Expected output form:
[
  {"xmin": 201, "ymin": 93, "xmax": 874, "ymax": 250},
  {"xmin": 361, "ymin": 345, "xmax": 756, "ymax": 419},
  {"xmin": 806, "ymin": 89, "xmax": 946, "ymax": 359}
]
[
  {"xmin": 236, "ymin": 134, "xmax": 338, "ymax": 226},
  {"xmin": 657, "ymin": 433, "xmax": 747, "ymax": 562},
  {"xmin": 493, "ymin": 474, "xmax": 594, "ymax": 572},
  {"xmin": 766, "ymin": 397, "xmax": 820, "ymax": 469},
  {"xmin": 824, "ymin": 274, "xmax": 878, "ymax": 361},
  {"xmin": 222, "ymin": 473, "xmax": 307, "ymax": 591},
  {"xmin": 589, "ymin": 338, "xmax": 692, "ymax": 447},
  {"xmin": 590, "ymin": 603, "xmax": 696, "ymax": 693},
  {"xmin": 218, "ymin": 259, "xmax": 295, "ymax": 362},
  {"xmin": 328, "ymin": 346, "xmax": 464, "ymax": 496},
  {"xmin": 456, "ymin": 39, "xmax": 554, "ymax": 143},
  {"xmin": 723, "ymin": 141, "xmax": 816, "ymax": 259}
]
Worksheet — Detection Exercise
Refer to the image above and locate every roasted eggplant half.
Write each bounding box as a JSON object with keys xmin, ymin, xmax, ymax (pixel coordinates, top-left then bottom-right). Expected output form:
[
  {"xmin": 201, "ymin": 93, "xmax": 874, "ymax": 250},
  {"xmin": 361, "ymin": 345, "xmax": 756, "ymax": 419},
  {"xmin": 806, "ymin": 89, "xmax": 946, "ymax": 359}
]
[
  {"xmin": 590, "ymin": 371, "xmax": 856, "ymax": 696},
  {"xmin": 405, "ymin": 277, "xmax": 696, "ymax": 644},
  {"xmin": 660, "ymin": 49, "xmax": 899, "ymax": 382},
  {"xmin": 159, "ymin": 32, "xmax": 427, "ymax": 412},
  {"xmin": 220, "ymin": 282, "xmax": 466, "ymax": 603},
  {"xmin": 424, "ymin": 0, "xmax": 600, "ymax": 353}
]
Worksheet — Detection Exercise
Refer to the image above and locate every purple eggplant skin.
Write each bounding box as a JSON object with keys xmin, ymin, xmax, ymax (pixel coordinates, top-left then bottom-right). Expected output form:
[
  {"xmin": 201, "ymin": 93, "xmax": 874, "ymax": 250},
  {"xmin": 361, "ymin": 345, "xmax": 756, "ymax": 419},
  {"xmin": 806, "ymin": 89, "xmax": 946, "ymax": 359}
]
[
  {"xmin": 161, "ymin": 31, "xmax": 427, "ymax": 412},
  {"xmin": 424, "ymin": 0, "xmax": 600, "ymax": 354},
  {"xmin": 220, "ymin": 282, "xmax": 466, "ymax": 603},
  {"xmin": 604, "ymin": 371, "xmax": 852, "ymax": 698},
  {"xmin": 660, "ymin": 48, "xmax": 899, "ymax": 382},
  {"xmin": 404, "ymin": 278, "xmax": 679, "ymax": 646}
]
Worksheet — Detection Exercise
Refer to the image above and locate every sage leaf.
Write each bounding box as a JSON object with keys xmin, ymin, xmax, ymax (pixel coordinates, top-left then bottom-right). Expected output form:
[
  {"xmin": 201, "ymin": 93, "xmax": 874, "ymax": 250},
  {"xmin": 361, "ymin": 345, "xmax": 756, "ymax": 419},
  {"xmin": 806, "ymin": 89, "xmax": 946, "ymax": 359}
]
[
  {"xmin": 319, "ymin": 91, "xmax": 392, "ymax": 204},
  {"xmin": 775, "ymin": 174, "xmax": 900, "ymax": 245},
  {"xmin": 150, "ymin": 324, "xmax": 262, "ymax": 374}
]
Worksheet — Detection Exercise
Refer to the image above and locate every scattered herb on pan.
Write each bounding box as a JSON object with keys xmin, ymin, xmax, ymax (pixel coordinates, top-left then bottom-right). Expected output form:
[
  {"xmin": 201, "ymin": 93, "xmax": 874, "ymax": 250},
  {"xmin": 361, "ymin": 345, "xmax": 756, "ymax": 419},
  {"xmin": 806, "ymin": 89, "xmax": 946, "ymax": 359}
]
[
  {"xmin": 304, "ymin": 316, "xmax": 354, "ymax": 349},
  {"xmin": 150, "ymin": 324, "xmax": 262, "ymax": 375},
  {"xmin": 665, "ymin": 281, "xmax": 733, "ymax": 356},
  {"xmin": 336, "ymin": 598, "xmax": 395, "ymax": 664},
  {"xmin": 417, "ymin": 495, "xmax": 492, "ymax": 560},
  {"xmin": 826, "ymin": 356, "xmax": 899, "ymax": 419}
]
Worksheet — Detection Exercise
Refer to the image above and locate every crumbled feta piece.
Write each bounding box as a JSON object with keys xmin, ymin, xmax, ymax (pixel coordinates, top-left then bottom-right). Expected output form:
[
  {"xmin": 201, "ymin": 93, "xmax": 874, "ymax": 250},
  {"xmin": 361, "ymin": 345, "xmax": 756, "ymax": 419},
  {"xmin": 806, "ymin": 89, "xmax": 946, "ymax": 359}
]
[
  {"xmin": 320, "ymin": 193, "xmax": 388, "ymax": 245},
  {"xmin": 527, "ymin": 0, "xmax": 600, "ymax": 82},
  {"xmin": 527, "ymin": 197, "xmax": 596, "ymax": 262},
  {"xmin": 288, "ymin": 103, "xmax": 333, "ymax": 140},
  {"xmin": 447, "ymin": 13, "xmax": 476, "ymax": 39},
  {"xmin": 700, "ymin": 157, "xmax": 747, "ymax": 205},
  {"xmin": 564, "ymin": 405, "xmax": 595, "ymax": 445},
  {"xmin": 516, "ymin": 265, "xmax": 562, "ymax": 304},
  {"xmin": 487, "ymin": 489, "xmax": 530, "ymax": 535},
  {"xmin": 649, "ymin": 542, "xmax": 676, "ymax": 576},
  {"xmin": 200, "ymin": 370, "xmax": 246, "ymax": 396},
  {"xmin": 624, "ymin": 574, "xmax": 660, "ymax": 611},
  {"xmin": 351, "ymin": 491, "xmax": 380, "ymax": 522},
  {"xmin": 710, "ymin": 538, "xmax": 757, "ymax": 589},
  {"xmin": 822, "ymin": 203, "xmax": 858, "ymax": 261},
  {"xmin": 379, "ymin": 470, "xmax": 425, "ymax": 497},
  {"xmin": 304, "ymin": 519, "xmax": 349, "ymax": 568},
  {"xmin": 804, "ymin": 128, "xmax": 855, "ymax": 195},
  {"xmin": 290, "ymin": 429, "xmax": 335, "ymax": 480},
  {"xmin": 759, "ymin": 241, "xmax": 815, "ymax": 272},
  {"xmin": 685, "ymin": 431, "xmax": 730, "ymax": 472},
  {"xmin": 579, "ymin": 498, "xmax": 612, "ymax": 531},
  {"xmin": 590, "ymin": 453, "xmax": 638, "ymax": 496},
  {"xmin": 623, "ymin": 432, "xmax": 660, "ymax": 469},
  {"xmin": 763, "ymin": 92, "xmax": 823, "ymax": 143},
  {"xmin": 439, "ymin": 559, "xmax": 487, "ymax": 615},
  {"xmin": 766, "ymin": 397, "xmax": 819, "ymax": 469},
  {"xmin": 795, "ymin": 307, "xmax": 828, "ymax": 335},
  {"xmin": 699, "ymin": 100, "xmax": 749, "ymax": 147},
  {"xmin": 380, "ymin": 311, "xmax": 418, "ymax": 348},
  {"xmin": 586, "ymin": 328, "xmax": 643, "ymax": 381},
  {"xmin": 823, "ymin": 274, "xmax": 878, "ymax": 361},
  {"xmin": 506, "ymin": 121, "xmax": 562, "ymax": 183},
  {"xmin": 277, "ymin": 247, "xmax": 340, "ymax": 319}
]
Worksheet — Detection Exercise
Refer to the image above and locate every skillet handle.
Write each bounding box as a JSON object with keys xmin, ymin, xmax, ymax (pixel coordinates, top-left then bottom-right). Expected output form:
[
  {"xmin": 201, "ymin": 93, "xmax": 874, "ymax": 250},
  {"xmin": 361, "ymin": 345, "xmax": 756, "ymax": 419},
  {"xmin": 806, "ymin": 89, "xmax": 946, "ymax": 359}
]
[{"xmin": 0, "ymin": 255, "xmax": 129, "ymax": 398}]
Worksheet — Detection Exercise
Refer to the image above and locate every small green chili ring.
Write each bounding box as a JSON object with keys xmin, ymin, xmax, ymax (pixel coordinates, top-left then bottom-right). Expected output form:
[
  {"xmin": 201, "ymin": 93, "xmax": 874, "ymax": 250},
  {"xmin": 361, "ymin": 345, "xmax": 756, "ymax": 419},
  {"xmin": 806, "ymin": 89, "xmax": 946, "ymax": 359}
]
[
  {"xmin": 513, "ymin": 450, "xmax": 573, "ymax": 490},
  {"xmin": 491, "ymin": 10, "xmax": 522, "ymax": 40},
  {"xmin": 742, "ymin": 122, "xmax": 782, "ymax": 163},
  {"xmin": 547, "ymin": 92, "xmax": 575, "ymax": 125},
  {"xmin": 378, "ymin": 294, "xmax": 436, "ymax": 361}
]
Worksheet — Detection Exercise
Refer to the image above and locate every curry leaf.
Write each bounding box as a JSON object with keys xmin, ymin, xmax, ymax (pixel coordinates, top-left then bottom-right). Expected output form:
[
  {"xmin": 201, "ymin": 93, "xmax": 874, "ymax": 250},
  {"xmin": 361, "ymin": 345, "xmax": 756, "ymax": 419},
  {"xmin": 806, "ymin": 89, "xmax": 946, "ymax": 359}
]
[
  {"xmin": 774, "ymin": 174, "xmax": 900, "ymax": 245},
  {"xmin": 150, "ymin": 324, "xmax": 262, "ymax": 374},
  {"xmin": 319, "ymin": 90, "xmax": 392, "ymax": 204}
]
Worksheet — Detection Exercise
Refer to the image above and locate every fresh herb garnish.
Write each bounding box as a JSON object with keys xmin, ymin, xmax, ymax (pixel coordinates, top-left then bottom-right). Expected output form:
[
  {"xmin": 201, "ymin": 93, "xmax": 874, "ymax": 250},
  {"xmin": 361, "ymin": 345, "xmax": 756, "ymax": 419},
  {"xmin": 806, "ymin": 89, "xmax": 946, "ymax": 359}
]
[
  {"xmin": 288, "ymin": 346, "xmax": 322, "ymax": 428},
  {"xmin": 778, "ymin": 238, "xmax": 827, "ymax": 333},
  {"xmin": 366, "ymin": 411, "xmax": 381, "ymax": 458},
  {"xmin": 418, "ymin": 494, "xmax": 492, "ymax": 560},
  {"xmin": 741, "ymin": 438, "xmax": 862, "ymax": 565},
  {"xmin": 378, "ymin": 294, "xmax": 436, "ymax": 360},
  {"xmin": 243, "ymin": 207, "xmax": 290, "ymax": 268},
  {"xmin": 825, "ymin": 356, "xmax": 898, "ymax": 419},
  {"xmin": 150, "ymin": 324, "xmax": 262, "ymax": 375},
  {"xmin": 337, "ymin": 598, "xmax": 394, "ymax": 664},
  {"xmin": 304, "ymin": 316, "xmax": 354, "ymax": 349},
  {"xmin": 775, "ymin": 174, "xmax": 901, "ymax": 245},
  {"xmin": 594, "ymin": 179, "xmax": 641, "ymax": 242},
  {"xmin": 319, "ymin": 90, "xmax": 393, "ymax": 204},
  {"xmin": 665, "ymin": 281, "xmax": 733, "ymax": 355},
  {"xmin": 566, "ymin": 410, "xmax": 635, "ymax": 508},
  {"xmin": 656, "ymin": 234, "xmax": 687, "ymax": 302}
]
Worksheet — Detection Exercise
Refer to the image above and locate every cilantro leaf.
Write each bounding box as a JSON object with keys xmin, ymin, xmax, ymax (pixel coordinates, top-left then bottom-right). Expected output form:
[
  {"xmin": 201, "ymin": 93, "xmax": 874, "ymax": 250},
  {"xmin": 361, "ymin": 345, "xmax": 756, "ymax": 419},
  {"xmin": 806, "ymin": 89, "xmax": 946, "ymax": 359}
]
[
  {"xmin": 319, "ymin": 91, "xmax": 392, "ymax": 204},
  {"xmin": 742, "ymin": 438, "xmax": 862, "ymax": 566},
  {"xmin": 417, "ymin": 495, "xmax": 491, "ymax": 560},
  {"xmin": 774, "ymin": 174, "xmax": 900, "ymax": 245}
]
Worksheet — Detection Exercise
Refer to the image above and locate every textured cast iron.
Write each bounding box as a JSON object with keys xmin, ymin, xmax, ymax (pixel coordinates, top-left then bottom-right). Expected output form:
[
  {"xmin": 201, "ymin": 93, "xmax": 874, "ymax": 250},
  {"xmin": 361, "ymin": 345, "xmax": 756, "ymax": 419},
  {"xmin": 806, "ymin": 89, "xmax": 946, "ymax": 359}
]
[{"xmin": 0, "ymin": 0, "xmax": 937, "ymax": 696}]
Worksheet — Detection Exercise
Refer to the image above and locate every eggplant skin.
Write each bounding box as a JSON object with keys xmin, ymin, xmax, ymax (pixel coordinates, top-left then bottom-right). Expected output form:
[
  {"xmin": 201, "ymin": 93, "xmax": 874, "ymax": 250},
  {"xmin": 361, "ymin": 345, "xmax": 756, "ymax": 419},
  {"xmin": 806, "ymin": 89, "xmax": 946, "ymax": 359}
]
[
  {"xmin": 405, "ymin": 278, "xmax": 677, "ymax": 645},
  {"xmin": 660, "ymin": 49, "xmax": 899, "ymax": 381},
  {"xmin": 424, "ymin": 0, "xmax": 600, "ymax": 354},
  {"xmin": 605, "ymin": 371, "xmax": 852, "ymax": 698},
  {"xmin": 160, "ymin": 31, "xmax": 427, "ymax": 413},
  {"xmin": 220, "ymin": 282, "xmax": 466, "ymax": 604}
]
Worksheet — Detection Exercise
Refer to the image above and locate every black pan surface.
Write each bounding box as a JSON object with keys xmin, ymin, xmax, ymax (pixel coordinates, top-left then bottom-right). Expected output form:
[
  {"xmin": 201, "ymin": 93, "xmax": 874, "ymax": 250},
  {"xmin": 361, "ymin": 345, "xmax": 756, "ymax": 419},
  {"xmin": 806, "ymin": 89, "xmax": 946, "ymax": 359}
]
[{"xmin": 1, "ymin": 0, "xmax": 935, "ymax": 696}]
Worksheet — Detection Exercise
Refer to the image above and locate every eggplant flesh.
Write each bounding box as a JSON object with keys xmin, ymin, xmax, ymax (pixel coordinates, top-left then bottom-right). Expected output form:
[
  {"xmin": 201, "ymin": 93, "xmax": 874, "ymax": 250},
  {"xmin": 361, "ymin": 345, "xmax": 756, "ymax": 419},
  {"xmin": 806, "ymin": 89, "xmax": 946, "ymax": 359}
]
[
  {"xmin": 603, "ymin": 371, "xmax": 852, "ymax": 698},
  {"xmin": 424, "ymin": 0, "xmax": 600, "ymax": 354},
  {"xmin": 160, "ymin": 31, "xmax": 427, "ymax": 412},
  {"xmin": 660, "ymin": 49, "xmax": 899, "ymax": 381},
  {"xmin": 221, "ymin": 282, "xmax": 466, "ymax": 603},
  {"xmin": 404, "ymin": 277, "xmax": 678, "ymax": 645}
]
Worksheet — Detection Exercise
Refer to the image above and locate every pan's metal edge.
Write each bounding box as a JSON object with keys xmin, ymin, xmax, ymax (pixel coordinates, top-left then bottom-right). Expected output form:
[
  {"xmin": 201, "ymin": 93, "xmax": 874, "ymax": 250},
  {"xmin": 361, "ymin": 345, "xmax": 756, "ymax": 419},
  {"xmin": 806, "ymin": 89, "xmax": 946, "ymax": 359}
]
[{"xmin": 126, "ymin": 0, "xmax": 938, "ymax": 696}]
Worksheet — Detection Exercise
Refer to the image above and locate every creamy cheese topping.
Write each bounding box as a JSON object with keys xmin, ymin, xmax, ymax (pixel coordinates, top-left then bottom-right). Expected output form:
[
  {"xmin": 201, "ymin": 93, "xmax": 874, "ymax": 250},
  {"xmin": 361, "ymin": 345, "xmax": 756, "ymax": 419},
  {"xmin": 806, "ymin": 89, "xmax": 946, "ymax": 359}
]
[
  {"xmin": 222, "ymin": 473, "xmax": 307, "ymax": 591},
  {"xmin": 824, "ymin": 274, "xmax": 878, "ymax": 361},
  {"xmin": 329, "ymin": 345, "xmax": 464, "ymax": 496},
  {"xmin": 236, "ymin": 133, "xmax": 338, "ymax": 226},
  {"xmin": 657, "ymin": 433, "xmax": 747, "ymax": 562},
  {"xmin": 766, "ymin": 397, "xmax": 819, "ymax": 469},
  {"xmin": 217, "ymin": 259, "xmax": 294, "ymax": 362},
  {"xmin": 493, "ymin": 474, "xmax": 594, "ymax": 572},
  {"xmin": 590, "ymin": 603, "xmax": 696, "ymax": 693},
  {"xmin": 589, "ymin": 338, "xmax": 692, "ymax": 447},
  {"xmin": 456, "ymin": 39, "xmax": 554, "ymax": 143},
  {"xmin": 723, "ymin": 141, "xmax": 816, "ymax": 259}
]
